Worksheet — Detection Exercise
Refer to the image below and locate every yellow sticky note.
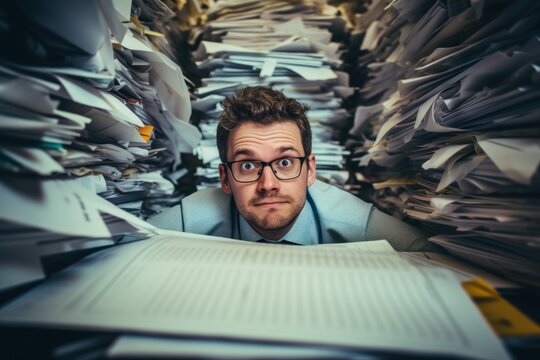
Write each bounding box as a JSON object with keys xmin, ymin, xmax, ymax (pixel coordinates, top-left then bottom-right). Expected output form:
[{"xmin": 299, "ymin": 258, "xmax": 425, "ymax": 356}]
[
  {"xmin": 463, "ymin": 278, "xmax": 540, "ymax": 337},
  {"xmin": 143, "ymin": 29, "xmax": 165, "ymax": 37},
  {"xmin": 130, "ymin": 16, "xmax": 145, "ymax": 36},
  {"xmin": 138, "ymin": 125, "xmax": 154, "ymax": 143}
]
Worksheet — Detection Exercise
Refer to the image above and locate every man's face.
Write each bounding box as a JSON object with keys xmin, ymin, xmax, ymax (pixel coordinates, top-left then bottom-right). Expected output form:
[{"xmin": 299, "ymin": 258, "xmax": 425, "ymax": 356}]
[{"xmin": 219, "ymin": 120, "xmax": 317, "ymax": 240}]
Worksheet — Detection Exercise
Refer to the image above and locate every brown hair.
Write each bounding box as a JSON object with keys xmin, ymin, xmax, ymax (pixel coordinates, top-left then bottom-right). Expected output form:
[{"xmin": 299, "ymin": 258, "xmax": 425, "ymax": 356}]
[{"xmin": 216, "ymin": 86, "xmax": 311, "ymax": 162}]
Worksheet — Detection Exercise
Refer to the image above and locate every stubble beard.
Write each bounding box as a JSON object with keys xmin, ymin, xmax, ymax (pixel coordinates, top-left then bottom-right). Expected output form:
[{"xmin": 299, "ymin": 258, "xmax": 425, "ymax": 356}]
[{"xmin": 245, "ymin": 196, "xmax": 304, "ymax": 232}]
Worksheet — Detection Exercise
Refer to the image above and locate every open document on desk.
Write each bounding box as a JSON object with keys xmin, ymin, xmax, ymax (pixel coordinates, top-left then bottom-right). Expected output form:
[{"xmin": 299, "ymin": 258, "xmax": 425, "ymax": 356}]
[{"xmin": 0, "ymin": 231, "xmax": 510, "ymax": 359}]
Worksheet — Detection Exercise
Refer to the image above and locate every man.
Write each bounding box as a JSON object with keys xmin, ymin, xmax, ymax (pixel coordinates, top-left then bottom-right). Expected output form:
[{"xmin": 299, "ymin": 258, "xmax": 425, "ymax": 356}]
[{"xmin": 150, "ymin": 86, "xmax": 437, "ymax": 251}]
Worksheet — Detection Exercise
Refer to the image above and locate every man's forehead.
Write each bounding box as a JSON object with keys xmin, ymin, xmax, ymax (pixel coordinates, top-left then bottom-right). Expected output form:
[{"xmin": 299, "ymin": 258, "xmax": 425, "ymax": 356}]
[
  {"xmin": 230, "ymin": 121, "xmax": 301, "ymax": 142},
  {"xmin": 228, "ymin": 121, "xmax": 303, "ymax": 157}
]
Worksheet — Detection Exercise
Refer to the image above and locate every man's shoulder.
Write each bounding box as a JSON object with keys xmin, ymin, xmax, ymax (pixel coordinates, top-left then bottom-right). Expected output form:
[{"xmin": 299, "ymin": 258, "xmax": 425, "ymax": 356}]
[
  {"xmin": 308, "ymin": 180, "xmax": 373, "ymax": 242},
  {"xmin": 309, "ymin": 180, "xmax": 370, "ymax": 208},
  {"xmin": 183, "ymin": 186, "xmax": 230, "ymax": 204},
  {"xmin": 182, "ymin": 187, "xmax": 235, "ymax": 237},
  {"xmin": 182, "ymin": 187, "xmax": 233, "ymax": 220},
  {"xmin": 148, "ymin": 188, "xmax": 232, "ymax": 232}
]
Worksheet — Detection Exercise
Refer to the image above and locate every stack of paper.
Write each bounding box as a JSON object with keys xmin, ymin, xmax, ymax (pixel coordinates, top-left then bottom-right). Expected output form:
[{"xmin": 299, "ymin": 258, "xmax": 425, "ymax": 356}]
[
  {"xmin": 0, "ymin": 0, "xmax": 200, "ymax": 291},
  {"xmin": 128, "ymin": 0, "xmax": 207, "ymax": 92},
  {"xmin": 0, "ymin": 233, "xmax": 511, "ymax": 360},
  {"xmin": 348, "ymin": 0, "xmax": 540, "ymax": 286},
  {"xmin": 189, "ymin": 1, "xmax": 355, "ymax": 189},
  {"xmin": 0, "ymin": 176, "xmax": 158, "ymax": 292}
]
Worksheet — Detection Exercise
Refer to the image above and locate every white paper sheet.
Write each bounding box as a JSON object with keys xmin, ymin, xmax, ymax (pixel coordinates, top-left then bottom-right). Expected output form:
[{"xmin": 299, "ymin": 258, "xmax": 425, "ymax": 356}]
[
  {"xmin": 0, "ymin": 233, "xmax": 509, "ymax": 360},
  {"xmin": 0, "ymin": 178, "xmax": 110, "ymax": 238},
  {"xmin": 108, "ymin": 335, "xmax": 361, "ymax": 359}
]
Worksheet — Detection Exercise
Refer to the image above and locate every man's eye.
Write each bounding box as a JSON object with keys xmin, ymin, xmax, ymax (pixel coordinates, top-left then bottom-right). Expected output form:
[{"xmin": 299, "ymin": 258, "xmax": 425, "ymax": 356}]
[
  {"xmin": 240, "ymin": 162, "xmax": 256, "ymax": 171},
  {"xmin": 278, "ymin": 158, "xmax": 292, "ymax": 167}
]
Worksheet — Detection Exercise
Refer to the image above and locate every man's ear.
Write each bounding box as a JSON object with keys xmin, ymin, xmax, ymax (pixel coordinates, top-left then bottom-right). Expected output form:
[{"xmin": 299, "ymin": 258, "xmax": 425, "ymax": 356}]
[
  {"xmin": 307, "ymin": 154, "xmax": 317, "ymax": 187},
  {"xmin": 219, "ymin": 163, "xmax": 232, "ymax": 194}
]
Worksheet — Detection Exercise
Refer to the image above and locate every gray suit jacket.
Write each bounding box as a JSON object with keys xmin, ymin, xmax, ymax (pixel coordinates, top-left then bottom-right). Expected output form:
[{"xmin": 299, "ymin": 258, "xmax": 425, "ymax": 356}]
[{"xmin": 149, "ymin": 180, "xmax": 440, "ymax": 251}]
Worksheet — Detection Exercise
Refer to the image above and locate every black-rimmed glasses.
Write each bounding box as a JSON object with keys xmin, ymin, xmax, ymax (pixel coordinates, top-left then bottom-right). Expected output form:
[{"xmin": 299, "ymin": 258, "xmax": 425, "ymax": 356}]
[{"xmin": 225, "ymin": 156, "xmax": 307, "ymax": 183}]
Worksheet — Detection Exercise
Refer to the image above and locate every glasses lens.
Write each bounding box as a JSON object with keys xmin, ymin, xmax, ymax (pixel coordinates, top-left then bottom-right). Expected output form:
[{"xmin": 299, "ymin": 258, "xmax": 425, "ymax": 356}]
[
  {"xmin": 230, "ymin": 160, "xmax": 262, "ymax": 182},
  {"xmin": 272, "ymin": 157, "xmax": 302, "ymax": 180}
]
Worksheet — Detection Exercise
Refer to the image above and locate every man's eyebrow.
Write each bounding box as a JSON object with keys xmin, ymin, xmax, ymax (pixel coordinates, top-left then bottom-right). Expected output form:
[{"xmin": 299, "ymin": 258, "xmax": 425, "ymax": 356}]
[
  {"xmin": 231, "ymin": 146, "xmax": 301, "ymax": 159},
  {"xmin": 277, "ymin": 146, "xmax": 301, "ymax": 154},
  {"xmin": 231, "ymin": 149, "xmax": 255, "ymax": 158}
]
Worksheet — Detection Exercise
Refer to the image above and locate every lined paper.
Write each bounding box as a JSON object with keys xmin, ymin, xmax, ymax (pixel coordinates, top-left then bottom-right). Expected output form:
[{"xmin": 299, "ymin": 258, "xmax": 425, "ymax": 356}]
[{"xmin": 0, "ymin": 231, "xmax": 509, "ymax": 359}]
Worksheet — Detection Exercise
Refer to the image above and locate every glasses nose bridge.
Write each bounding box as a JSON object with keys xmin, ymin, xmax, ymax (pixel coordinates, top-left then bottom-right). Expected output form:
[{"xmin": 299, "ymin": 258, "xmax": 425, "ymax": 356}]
[{"xmin": 258, "ymin": 160, "xmax": 277, "ymax": 177}]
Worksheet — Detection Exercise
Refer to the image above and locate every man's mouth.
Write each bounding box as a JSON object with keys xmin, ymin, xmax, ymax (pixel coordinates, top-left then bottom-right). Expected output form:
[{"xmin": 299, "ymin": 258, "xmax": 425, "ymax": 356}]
[
  {"xmin": 255, "ymin": 201, "xmax": 287, "ymax": 206},
  {"xmin": 253, "ymin": 197, "xmax": 289, "ymax": 206}
]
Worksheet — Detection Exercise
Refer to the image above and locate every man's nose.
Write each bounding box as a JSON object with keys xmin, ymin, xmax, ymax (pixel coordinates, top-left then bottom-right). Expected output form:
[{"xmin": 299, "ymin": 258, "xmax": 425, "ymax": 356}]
[{"xmin": 257, "ymin": 165, "xmax": 280, "ymax": 193}]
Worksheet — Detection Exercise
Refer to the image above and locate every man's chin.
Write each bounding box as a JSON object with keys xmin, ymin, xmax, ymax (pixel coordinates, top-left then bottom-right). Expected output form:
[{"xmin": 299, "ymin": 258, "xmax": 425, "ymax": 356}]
[{"xmin": 255, "ymin": 214, "xmax": 295, "ymax": 232}]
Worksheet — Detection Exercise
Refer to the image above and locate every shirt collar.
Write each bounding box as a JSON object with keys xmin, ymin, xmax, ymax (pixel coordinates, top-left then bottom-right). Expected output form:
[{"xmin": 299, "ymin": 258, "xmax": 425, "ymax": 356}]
[{"xmin": 238, "ymin": 199, "xmax": 318, "ymax": 245}]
